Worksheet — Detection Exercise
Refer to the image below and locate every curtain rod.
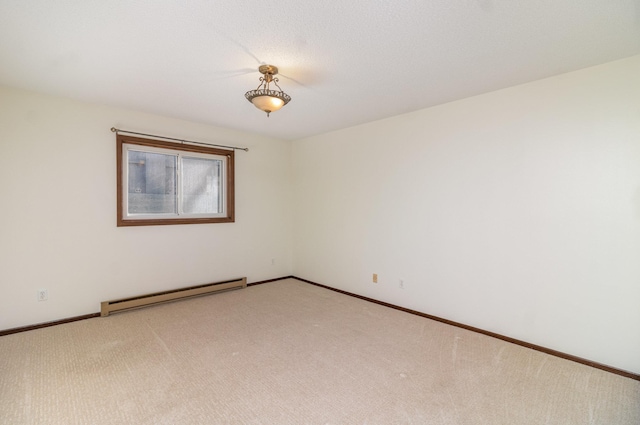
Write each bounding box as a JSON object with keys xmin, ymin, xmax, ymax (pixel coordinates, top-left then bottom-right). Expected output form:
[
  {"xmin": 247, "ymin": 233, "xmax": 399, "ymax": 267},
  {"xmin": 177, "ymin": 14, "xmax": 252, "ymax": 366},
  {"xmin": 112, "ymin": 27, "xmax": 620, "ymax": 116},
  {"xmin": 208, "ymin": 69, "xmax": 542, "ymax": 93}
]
[{"xmin": 110, "ymin": 127, "xmax": 249, "ymax": 152}]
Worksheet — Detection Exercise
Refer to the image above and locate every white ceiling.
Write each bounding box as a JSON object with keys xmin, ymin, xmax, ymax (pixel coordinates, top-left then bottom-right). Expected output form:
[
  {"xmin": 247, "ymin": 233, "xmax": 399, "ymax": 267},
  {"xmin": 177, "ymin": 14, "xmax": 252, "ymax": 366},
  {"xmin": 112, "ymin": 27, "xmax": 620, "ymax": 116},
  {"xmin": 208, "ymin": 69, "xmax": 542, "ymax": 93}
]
[{"xmin": 0, "ymin": 1, "xmax": 639, "ymax": 141}]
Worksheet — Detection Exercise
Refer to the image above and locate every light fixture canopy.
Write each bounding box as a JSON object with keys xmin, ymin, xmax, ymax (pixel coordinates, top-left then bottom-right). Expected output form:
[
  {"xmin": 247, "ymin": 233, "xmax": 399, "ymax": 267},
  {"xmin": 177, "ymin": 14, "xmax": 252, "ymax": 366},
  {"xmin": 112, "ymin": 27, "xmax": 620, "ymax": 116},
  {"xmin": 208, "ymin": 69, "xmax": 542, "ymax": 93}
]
[{"xmin": 245, "ymin": 65, "xmax": 291, "ymax": 117}]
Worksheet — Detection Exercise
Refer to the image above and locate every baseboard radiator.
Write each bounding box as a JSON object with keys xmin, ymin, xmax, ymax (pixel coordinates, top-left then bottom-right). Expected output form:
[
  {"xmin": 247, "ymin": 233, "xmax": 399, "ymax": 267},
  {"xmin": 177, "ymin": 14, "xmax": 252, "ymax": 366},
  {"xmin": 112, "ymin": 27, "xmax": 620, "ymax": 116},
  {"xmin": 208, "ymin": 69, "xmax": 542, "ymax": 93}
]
[{"xmin": 100, "ymin": 277, "xmax": 247, "ymax": 317}]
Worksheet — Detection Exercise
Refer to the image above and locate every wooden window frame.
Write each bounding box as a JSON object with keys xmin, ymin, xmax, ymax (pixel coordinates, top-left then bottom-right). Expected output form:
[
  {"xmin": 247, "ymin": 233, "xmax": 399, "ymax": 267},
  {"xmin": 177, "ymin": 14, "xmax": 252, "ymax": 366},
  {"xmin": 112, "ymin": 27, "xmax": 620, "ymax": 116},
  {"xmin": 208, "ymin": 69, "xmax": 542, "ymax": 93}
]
[{"xmin": 116, "ymin": 134, "xmax": 235, "ymax": 226}]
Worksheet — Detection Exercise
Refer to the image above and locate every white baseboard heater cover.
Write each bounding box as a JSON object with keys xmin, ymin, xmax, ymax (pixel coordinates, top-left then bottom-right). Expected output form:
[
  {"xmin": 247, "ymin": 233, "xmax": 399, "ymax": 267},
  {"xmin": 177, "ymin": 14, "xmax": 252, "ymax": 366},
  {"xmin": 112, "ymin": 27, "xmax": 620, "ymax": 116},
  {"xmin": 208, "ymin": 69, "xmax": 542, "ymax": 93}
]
[{"xmin": 100, "ymin": 277, "xmax": 247, "ymax": 317}]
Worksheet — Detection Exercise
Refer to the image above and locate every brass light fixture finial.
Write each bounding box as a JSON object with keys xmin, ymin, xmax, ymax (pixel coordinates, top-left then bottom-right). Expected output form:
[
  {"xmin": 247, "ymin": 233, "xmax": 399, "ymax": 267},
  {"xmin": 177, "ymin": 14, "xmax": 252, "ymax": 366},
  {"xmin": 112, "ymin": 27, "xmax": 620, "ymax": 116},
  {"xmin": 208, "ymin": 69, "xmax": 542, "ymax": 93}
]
[{"xmin": 245, "ymin": 65, "xmax": 291, "ymax": 117}]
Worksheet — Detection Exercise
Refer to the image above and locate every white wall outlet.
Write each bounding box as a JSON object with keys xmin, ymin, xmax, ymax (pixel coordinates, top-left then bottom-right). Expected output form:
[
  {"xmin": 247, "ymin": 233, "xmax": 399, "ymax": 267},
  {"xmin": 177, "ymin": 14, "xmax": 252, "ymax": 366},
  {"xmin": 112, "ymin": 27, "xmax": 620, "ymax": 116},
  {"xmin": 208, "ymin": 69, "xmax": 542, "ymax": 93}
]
[
  {"xmin": 37, "ymin": 289, "xmax": 48, "ymax": 301},
  {"xmin": 399, "ymin": 279, "xmax": 404, "ymax": 289},
  {"xmin": 271, "ymin": 258, "xmax": 276, "ymax": 266}
]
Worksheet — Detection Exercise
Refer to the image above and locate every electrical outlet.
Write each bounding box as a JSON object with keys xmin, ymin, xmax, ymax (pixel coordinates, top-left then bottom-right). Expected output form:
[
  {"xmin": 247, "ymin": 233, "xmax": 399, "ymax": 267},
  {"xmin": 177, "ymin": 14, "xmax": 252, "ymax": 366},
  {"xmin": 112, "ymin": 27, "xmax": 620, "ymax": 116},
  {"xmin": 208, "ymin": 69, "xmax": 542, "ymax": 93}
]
[
  {"xmin": 399, "ymin": 279, "xmax": 404, "ymax": 289},
  {"xmin": 37, "ymin": 289, "xmax": 48, "ymax": 301},
  {"xmin": 373, "ymin": 273, "xmax": 378, "ymax": 283},
  {"xmin": 271, "ymin": 258, "xmax": 276, "ymax": 266}
]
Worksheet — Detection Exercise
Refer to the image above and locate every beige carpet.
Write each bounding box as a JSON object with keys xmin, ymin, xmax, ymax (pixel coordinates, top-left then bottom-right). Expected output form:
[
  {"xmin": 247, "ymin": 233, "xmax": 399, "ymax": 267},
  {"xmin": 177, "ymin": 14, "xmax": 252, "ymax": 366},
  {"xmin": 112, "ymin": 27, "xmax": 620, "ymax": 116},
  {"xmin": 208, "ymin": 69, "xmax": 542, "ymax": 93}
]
[{"xmin": 1, "ymin": 278, "xmax": 638, "ymax": 424}]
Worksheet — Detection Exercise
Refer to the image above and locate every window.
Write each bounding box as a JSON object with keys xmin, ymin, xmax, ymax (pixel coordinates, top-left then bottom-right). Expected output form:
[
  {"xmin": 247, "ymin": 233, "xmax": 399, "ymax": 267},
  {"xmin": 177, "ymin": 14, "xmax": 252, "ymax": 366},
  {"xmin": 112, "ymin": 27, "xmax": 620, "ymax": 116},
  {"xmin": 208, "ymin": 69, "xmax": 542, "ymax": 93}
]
[{"xmin": 117, "ymin": 134, "xmax": 234, "ymax": 226}]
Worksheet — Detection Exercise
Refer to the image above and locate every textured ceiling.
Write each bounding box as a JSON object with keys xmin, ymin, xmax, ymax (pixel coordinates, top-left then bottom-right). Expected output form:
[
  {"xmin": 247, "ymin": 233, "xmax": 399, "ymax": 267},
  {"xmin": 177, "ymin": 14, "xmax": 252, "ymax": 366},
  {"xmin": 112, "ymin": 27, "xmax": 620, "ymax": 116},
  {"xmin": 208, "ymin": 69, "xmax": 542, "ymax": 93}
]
[{"xmin": 0, "ymin": 1, "xmax": 639, "ymax": 140}]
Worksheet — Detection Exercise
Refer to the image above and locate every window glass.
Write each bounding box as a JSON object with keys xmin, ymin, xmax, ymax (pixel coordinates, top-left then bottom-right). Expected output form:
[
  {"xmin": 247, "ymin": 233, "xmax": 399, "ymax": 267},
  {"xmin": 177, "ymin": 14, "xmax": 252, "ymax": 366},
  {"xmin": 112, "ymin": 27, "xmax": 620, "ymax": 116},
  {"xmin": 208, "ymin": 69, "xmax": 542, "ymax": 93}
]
[
  {"xmin": 127, "ymin": 150, "xmax": 177, "ymax": 215},
  {"xmin": 181, "ymin": 156, "xmax": 222, "ymax": 215}
]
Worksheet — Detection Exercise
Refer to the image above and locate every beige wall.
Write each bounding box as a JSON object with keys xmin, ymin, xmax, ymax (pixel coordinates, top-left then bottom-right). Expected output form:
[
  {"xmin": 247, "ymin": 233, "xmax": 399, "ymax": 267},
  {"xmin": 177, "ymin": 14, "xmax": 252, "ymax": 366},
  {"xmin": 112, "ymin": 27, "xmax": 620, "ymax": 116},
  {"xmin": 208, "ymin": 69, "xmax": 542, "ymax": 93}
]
[
  {"xmin": 0, "ymin": 86, "xmax": 293, "ymax": 330},
  {"xmin": 292, "ymin": 55, "xmax": 640, "ymax": 374}
]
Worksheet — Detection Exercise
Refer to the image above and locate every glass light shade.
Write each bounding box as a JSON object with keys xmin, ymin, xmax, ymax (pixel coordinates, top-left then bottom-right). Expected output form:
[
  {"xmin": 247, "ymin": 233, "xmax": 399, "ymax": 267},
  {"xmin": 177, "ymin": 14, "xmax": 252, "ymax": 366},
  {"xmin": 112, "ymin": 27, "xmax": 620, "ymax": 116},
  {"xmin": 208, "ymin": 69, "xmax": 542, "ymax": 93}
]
[
  {"xmin": 245, "ymin": 83, "xmax": 291, "ymax": 116},
  {"xmin": 251, "ymin": 95, "xmax": 285, "ymax": 113}
]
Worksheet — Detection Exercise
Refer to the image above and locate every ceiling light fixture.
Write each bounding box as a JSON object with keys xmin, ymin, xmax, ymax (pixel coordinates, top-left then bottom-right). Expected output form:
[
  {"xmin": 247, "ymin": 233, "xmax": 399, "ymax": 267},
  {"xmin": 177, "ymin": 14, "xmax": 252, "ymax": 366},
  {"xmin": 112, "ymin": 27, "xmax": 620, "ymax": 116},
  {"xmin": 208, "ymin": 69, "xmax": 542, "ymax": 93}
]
[{"xmin": 245, "ymin": 65, "xmax": 291, "ymax": 117}]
